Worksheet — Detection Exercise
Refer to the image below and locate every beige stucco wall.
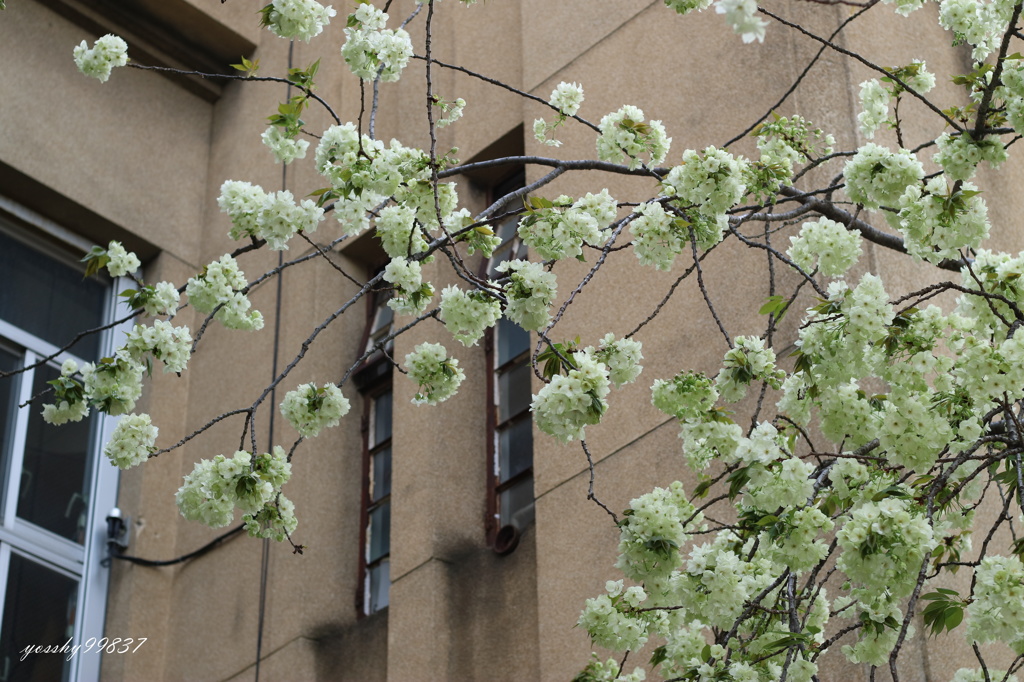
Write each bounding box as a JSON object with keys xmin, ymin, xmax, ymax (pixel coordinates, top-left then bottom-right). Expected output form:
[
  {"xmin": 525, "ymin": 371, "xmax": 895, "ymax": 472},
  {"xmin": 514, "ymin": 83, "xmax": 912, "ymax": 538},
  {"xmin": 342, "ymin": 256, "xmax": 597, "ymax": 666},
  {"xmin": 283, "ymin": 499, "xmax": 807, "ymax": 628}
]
[{"xmin": 3, "ymin": 0, "xmax": 1021, "ymax": 680}]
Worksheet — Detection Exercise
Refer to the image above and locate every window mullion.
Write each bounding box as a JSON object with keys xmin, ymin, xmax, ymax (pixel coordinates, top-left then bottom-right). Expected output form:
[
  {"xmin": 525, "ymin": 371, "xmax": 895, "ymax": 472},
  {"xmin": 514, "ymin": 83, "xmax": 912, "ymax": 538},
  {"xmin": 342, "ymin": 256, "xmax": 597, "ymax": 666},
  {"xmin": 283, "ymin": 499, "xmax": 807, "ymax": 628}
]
[{"xmin": 4, "ymin": 352, "xmax": 33, "ymax": 532}]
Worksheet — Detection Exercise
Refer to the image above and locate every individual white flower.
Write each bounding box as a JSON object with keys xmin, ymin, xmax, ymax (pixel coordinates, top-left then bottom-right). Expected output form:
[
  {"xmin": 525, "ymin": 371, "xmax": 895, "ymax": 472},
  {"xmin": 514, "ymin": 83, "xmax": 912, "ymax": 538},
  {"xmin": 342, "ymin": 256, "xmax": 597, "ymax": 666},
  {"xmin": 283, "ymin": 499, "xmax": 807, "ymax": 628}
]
[
  {"xmin": 261, "ymin": 126, "xmax": 310, "ymax": 164},
  {"xmin": 404, "ymin": 342, "xmax": 465, "ymax": 405},
  {"xmin": 280, "ymin": 383, "xmax": 350, "ymax": 438},
  {"xmin": 262, "ymin": 0, "xmax": 336, "ymax": 42},
  {"xmin": 104, "ymin": 413, "xmax": 158, "ymax": 469},
  {"xmin": 73, "ymin": 34, "xmax": 128, "ymax": 83},
  {"xmin": 715, "ymin": 0, "xmax": 768, "ymax": 43},
  {"xmin": 106, "ymin": 241, "xmax": 140, "ymax": 278},
  {"xmin": 549, "ymin": 82, "xmax": 584, "ymax": 116}
]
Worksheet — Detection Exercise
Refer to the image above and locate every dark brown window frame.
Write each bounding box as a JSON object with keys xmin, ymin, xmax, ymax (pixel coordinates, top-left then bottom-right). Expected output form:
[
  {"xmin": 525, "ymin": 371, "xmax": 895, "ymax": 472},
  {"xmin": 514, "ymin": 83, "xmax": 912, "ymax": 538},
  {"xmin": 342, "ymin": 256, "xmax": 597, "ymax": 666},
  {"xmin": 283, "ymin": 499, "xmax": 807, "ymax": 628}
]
[{"xmin": 354, "ymin": 281, "xmax": 395, "ymax": 616}]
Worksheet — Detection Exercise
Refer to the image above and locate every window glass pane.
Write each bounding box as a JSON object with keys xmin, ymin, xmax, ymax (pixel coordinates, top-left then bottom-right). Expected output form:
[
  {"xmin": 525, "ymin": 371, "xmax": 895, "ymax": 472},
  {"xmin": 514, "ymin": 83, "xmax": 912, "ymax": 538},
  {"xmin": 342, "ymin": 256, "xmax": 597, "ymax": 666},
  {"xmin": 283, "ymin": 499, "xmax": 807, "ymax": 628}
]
[
  {"xmin": 367, "ymin": 502, "xmax": 390, "ymax": 564},
  {"xmin": 496, "ymin": 318, "xmax": 529, "ymax": 367},
  {"xmin": 372, "ymin": 390, "xmax": 392, "ymax": 447},
  {"xmin": 0, "ymin": 230, "xmax": 106, "ymax": 360},
  {"xmin": 371, "ymin": 447, "xmax": 391, "ymax": 502},
  {"xmin": 0, "ymin": 552, "xmax": 78, "ymax": 682},
  {"xmin": 498, "ymin": 416, "xmax": 533, "ymax": 483},
  {"xmin": 500, "ymin": 477, "xmax": 535, "ymax": 530},
  {"xmin": 18, "ymin": 365, "xmax": 94, "ymax": 543},
  {"xmin": 368, "ymin": 560, "xmax": 389, "ymax": 613},
  {"xmin": 497, "ymin": 360, "xmax": 532, "ymax": 423}
]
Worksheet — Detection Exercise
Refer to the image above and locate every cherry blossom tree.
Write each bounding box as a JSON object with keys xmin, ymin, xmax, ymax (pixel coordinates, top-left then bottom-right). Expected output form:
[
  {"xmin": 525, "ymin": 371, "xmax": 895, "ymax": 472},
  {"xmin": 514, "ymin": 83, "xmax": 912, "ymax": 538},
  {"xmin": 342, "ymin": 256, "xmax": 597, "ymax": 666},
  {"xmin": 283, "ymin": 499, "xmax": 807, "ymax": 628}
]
[{"xmin": 10, "ymin": 0, "xmax": 1024, "ymax": 679}]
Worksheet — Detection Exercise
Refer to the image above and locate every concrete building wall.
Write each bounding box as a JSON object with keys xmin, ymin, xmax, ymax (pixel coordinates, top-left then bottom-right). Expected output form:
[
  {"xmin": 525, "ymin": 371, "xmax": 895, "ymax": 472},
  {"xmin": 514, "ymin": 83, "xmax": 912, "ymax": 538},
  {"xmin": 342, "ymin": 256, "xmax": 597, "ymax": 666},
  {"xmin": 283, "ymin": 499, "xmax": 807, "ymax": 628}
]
[{"xmin": 0, "ymin": 0, "xmax": 1016, "ymax": 680}]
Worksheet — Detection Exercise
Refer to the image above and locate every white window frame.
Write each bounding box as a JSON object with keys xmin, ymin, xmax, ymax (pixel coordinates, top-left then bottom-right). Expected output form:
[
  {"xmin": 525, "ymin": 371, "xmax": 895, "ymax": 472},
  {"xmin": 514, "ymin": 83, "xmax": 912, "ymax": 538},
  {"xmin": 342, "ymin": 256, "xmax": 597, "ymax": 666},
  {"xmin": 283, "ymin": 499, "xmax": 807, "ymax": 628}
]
[{"xmin": 0, "ymin": 198, "xmax": 125, "ymax": 682}]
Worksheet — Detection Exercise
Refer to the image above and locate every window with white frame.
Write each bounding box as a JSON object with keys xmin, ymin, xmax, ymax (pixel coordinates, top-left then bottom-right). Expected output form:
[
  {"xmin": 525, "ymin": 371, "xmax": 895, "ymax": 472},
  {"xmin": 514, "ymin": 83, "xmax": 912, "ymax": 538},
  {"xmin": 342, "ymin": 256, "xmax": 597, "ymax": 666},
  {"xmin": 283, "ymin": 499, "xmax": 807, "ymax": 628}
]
[{"xmin": 0, "ymin": 216, "xmax": 121, "ymax": 682}]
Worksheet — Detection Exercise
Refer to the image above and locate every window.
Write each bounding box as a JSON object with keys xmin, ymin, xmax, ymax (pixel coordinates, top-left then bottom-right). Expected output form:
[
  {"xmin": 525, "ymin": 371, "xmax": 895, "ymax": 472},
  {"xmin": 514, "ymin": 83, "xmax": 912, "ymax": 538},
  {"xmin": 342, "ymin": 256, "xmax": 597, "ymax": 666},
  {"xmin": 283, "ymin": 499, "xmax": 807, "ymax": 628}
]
[
  {"xmin": 484, "ymin": 171, "xmax": 535, "ymax": 549},
  {"xmin": 0, "ymin": 218, "xmax": 120, "ymax": 682},
  {"xmin": 355, "ymin": 286, "xmax": 393, "ymax": 614}
]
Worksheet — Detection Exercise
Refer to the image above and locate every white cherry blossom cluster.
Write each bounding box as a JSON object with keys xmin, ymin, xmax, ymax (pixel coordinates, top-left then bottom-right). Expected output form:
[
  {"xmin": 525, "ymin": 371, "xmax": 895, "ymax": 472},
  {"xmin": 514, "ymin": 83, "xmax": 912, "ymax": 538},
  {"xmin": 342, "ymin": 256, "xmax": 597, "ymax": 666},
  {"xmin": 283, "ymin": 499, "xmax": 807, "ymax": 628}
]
[
  {"xmin": 897, "ymin": 176, "xmax": 989, "ymax": 263},
  {"xmin": 933, "ymin": 132, "xmax": 1007, "ymax": 181},
  {"xmin": 104, "ymin": 413, "xmax": 158, "ymax": 469},
  {"xmin": 43, "ymin": 354, "xmax": 145, "ymax": 422},
  {"xmin": 615, "ymin": 482, "xmax": 702, "ymax": 582},
  {"xmin": 938, "ymin": 0, "xmax": 1016, "ymax": 60},
  {"xmin": 383, "ymin": 256, "xmax": 433, "ymax": 316},
  {"xmin": 999, "ymin": 65, "xmax": 1024, "ymax": 134},
  {"xmin": 376, "ymin": 205, "xmax": 429, "ymax": 258},
  {"xmin": 763, "ymin": 506, "xmax": 834, "ymax": 573},
  {"xmin": 279, "ymin": 383, "xmax": 350, "ymax": 438},
  {"xmin": 186, "ymin": 255, "xmax": 264, "ymax": 331},
  {"xmin": 596, "ymin": 105, "xmax": 671, "ymax": 170},
  {"xmin": 629, "ymin": 201, "xmax": 686, "ymax": 271},
  {"xmin": 517, "ymin": 191, "xmax": 616, "ymax": 260},
  {"xmin": 574, "ymin": 655, "xmax": 647, "ymax": 682},
  {"xmin": 550, "ymin": 81, "xmax": 584, "ymax": 116},
  {"xmin": 439, "ymin": 285, "xmax": 502, "ymax": 346},
  {"xmin": 836, "ymin": 496, "xmax": 937, "ymax": 597},
  {"xmin": 73, "ymin": 34, "xmax": 128, "ymax": 83},
  {"xmin": 843, "ymin": 142, "xmax": 924, "ymax": 209},
  {"xmin": 262, "ymin": 0, "xmax": 336, "ymax": 42},
  {"xmin": 176, "ymin": 447, "xmax": 292, "ymax": 529},
  {"xmin": 123, "ymin": 320, "xmax": 192, "ymax": 374},
  {"xmin": 81, "ymin": 351, "xmax": 144, "ymax": 416},
  {"xmin": 140, "ymin": 282, "xmax": 180, "ymax": 317},
  {"xmin": 105, "ymin": 241, "xmax": 141, "ymax": 278},
  {"xmin": 531, "ymin": 350, "xmax": 610, "ymax": 442},
  {"xmin": 341, "ymin": 3, "xmax": 413, "ymax": 82},
  {"xmin": 433, "ymin": 96, "xmax": 466, "ymax": 128},
  {"xmin": 755, "ymin": 114, "xmax": 834, "ymax": 171},
  {"xmin": 261, "ymin": 126, "xmax": 310, "ymax": 164},
  {"xmin": 495, "ymin": 259, "xmax": 558, "ymax": 331},
  {"xmin": 651, "ymin": 370, "xmax": 718, "ymax": 421},
  {"xmin": 404, "ymin": 342, "xmax": 465, "ymax": 405},
  {"xmin": 787, "ymin": 217, "xmax": 863, "ymax": 277},
  {"xmin": 244, "ymin": 493, "xmax": 298, "ymax": 541},
  {"xmin": 395, "ymin": 180, "xmax": 459, "ymax": 228},
  {"xmin": 967, "ymin": 555, "xmax": 1024, "ymax": 650},
  {"xmin": 588, "ymin": 333, "xmax": 643, "ymax": 387},
  {"xmin": 663, "ymin": 146, "xmax": 748, "ymax": 224},
  {"xmin": 715, "ymin": 336, "xmax": 784, "ymax": 402},
  {"xmin": 857, "ymin": 79, "xmax": 889, "ymax": 139},
  {"xmin": 578, "ymin": 581, "xmax": 650, "ymax": 651},
  {"xmin": 218, "ymin": 181, "xmax": 324, "ymax": 250}
]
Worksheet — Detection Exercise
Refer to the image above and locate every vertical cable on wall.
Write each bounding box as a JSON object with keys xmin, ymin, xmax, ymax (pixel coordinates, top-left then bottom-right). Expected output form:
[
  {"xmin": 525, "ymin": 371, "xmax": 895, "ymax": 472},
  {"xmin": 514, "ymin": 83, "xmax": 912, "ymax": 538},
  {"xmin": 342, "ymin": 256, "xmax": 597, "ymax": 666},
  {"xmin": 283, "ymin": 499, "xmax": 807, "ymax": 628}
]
[{"xmin": 255, "ymin": 37, "xmax": 295, "ymax": 682}]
